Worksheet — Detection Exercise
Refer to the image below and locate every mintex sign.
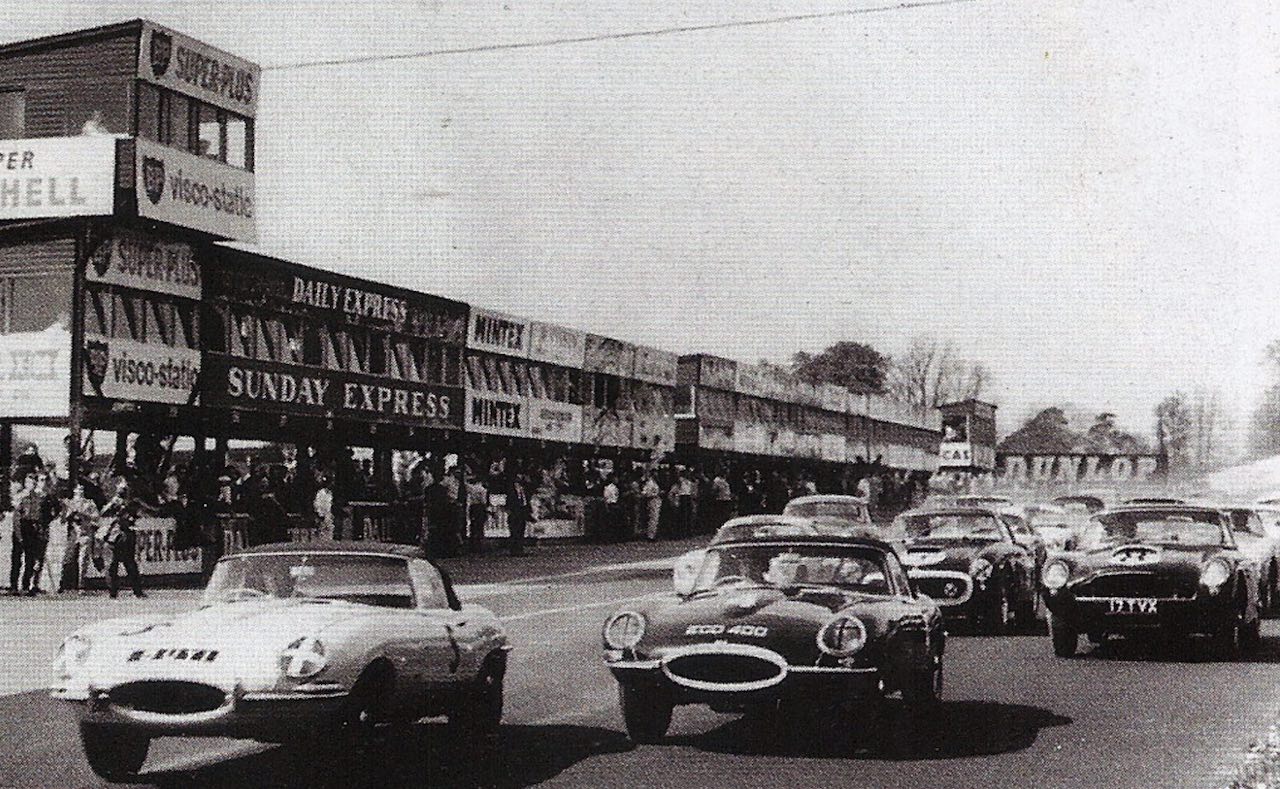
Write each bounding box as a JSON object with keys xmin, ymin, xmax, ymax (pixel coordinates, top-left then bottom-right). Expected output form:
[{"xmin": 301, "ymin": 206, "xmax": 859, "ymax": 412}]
[
  {"xmin": 0, "ymin": 322, "xmax": 71, "ymax": 418},
  {"xmin": 135, "ymin": 138, "xmax": 255, "ymax": 242},
  {"xmin": 138, "ymin": 22, "xmax": 259, "ymax": 117},
  {"xmin": 0, "ymin": 137, "xmax": 117, "ymax": 219}
]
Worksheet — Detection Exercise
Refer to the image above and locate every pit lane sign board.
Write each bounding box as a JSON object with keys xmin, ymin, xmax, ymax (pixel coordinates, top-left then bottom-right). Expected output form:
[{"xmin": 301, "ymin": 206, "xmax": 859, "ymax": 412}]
[
  {"xmin": 0, "ymin": 322, "xmax": 71, "ymax": 418},
  {"xmin": 134, "ymin": 137, "xmax": 256, "ymax": 242},
  {"xmin": 203, "ymin": 355, "xmax": 462, "ymax": 429},
  {"xmin": 0, "ymin": 136, "xmax": 117, "ymax": 219},
  {"xmin": 137, "ymin": 22, "xmax": 260, "ymax": 117},
  {"xmin": 85, "ymin": 230, "xmax": 201, "ymax": 300},
  {"xmin": 81, "ymin": 335, "xmax": 201, "ymax": 405}
]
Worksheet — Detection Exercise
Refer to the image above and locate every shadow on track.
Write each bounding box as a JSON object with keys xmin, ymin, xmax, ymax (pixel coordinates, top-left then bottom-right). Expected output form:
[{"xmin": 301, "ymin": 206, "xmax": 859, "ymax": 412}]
[
  {"xmin": 143, "ymin": 723, "xmax": 630, "ymax": 789},
  {"xmin": 1078, "ymin": 633, "xmax": 1280, "ymax": 664},
  {"xmin": 671, "ymin": 700, "xmax": 1071, "ymax": 761}
]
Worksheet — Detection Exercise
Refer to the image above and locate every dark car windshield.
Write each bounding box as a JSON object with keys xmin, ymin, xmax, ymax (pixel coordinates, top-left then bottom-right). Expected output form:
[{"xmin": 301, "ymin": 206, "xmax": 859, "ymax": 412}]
[
  {"xmin": 693, "ymin": 544, "xmax": 894, "ymax": 596},
  {"xmin": 895, "ymin": 512, "xmax": 1004, "ymax": 541},
  {"xmin": 204, "ymin": 553, "xmax": 415, "ymax": 608},
  {"xmin": 1081, "ymin": 510, "xmax": 1226, "ymax": 549},
  {"xmin": 783, "ymin": 500, "xmax": 869, "ymax": 522}
]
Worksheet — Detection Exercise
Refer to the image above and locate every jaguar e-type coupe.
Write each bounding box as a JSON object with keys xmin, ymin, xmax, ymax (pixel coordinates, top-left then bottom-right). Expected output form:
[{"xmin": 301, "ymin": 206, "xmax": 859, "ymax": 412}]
[
  {"xmin": 603, "ymin": 530, "xmax": 944, "ymax": 744},
  {"xmin": 51, "ymin": 542, "xmax": 509, "ymax": 782},
  {"xmin": 892, "ymin": 508, "xmax": 1042, "ymax": 634},
  {"xmin": 1041, "ymin": 505, "xmax": 1261, "ymax": 657}
]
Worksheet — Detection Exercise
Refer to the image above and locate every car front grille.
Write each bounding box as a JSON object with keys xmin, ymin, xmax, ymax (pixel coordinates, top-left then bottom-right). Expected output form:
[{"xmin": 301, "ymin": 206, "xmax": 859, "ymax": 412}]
[
  {"xmin": 914, "ymin": 574, "xmax": 972, "ymax": 604},
  {"xmin": 110, "ymin": 681, "xmax": 227, "ymax": 714},
  {"xmin": 1073, "ymin": 572, "xmax": 1196, "ymax": 599},
  {"xmin": 662, "ymin": 649, "xmax": 787, "ymax": 691}
]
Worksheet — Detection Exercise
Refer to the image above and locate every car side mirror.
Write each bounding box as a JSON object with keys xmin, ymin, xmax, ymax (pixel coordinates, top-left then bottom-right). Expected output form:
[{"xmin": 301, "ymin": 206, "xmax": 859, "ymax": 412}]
[{"xmin": 673, "ymin": 549, "xmax": 706, "ymax": 597}]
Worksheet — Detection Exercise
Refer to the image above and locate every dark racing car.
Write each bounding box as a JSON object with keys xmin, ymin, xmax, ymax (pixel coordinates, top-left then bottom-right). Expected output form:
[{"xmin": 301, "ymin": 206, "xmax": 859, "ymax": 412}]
[
  {"xmin": 1041, "ymin": 505, "xmax": 1261, "ymax": 657},
  {"xmin": 892, "ymin": 508, "xmax": 1042, "ymax": 633},
  {"xmin": 603, "ymin": 532, "xmax": 943, "ymax": 744}
]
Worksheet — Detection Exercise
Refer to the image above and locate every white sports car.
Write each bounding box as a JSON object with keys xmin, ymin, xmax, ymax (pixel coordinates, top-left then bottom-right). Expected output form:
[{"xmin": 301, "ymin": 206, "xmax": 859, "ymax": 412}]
[{"xmin": 51, "ymin": 541, "xmax": 510, "ymax": 782}]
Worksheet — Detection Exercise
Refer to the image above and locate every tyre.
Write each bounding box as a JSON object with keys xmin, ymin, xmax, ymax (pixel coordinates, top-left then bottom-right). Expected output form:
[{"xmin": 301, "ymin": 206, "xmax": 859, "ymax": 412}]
[
  {"xmin": 1014, "ymin": 585, "xmax": 1040, "ymax": 632},
  {"xmin": 618, "ymin": 683, "xmax": 672, "ymax": 744},
  {"xmin": 1049, "ymin": 612, "xmax": 1078, "ymax": 657},
  {"xmin": 79, "ymin": 721, "xmax": 149, "ymax": 782},
  {"xmin": 979, "ymin": 583, "xmax": 1012, "ymax": 635},
  {"xmin": 337, "ymin": 662, "xmax": 396, "ymax": 751},
  {"xmin": 1211, "ymin": 618, "xmax": 1242, "ymax": 660},
  {"xmin": 450, "ymin": 655, "xmax": 505, "ymax": 747},
  {"xmin": 1241, "ymin": 614, "xmax": 1262, "ymax": 654},
  {"xmin": 900, "ymin": 657, "xmax": 942, "ymax": 708}
]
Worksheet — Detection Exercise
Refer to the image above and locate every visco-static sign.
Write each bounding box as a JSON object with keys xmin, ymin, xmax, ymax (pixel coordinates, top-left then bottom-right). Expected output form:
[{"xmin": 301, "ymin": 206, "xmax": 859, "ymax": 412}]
[{"xmin": 135, "ymin": 138, "xmax": 256, "ymax": 242}]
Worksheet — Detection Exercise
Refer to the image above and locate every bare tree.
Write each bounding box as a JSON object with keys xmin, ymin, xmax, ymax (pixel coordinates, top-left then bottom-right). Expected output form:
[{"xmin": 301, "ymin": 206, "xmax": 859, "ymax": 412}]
[
  {"xmin": 886, "ymin": 336, "xmax": 991, "ymax": 419},
  {"xmin": 1159, "ymin": 387, "xmax": 1229, "ymax": 472}
]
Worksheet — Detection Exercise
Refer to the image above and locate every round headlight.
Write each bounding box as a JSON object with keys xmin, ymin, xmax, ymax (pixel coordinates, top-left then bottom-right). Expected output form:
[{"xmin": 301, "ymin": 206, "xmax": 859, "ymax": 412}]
[
  {"xmin": 1043, "ymin": 562, "xmax": 1070, "ymax": 590},
  {"xmin": 1200, "ymin": 560, "xmax": 1231, "ymax": 590},
  {"xmin": 280, "ymin": 636, "xmax": 327, "ymax": 679},
  {"xmin": 817, "ymin": 615, "xmax": 867, "ymax": 657},
  {"xmin": 54, "ymin": 635, "xmax": 92, "ymax": 680},
  {"xmin": 969, "ymin": 557, "xmax": 994, "ymax": 582},
  {"xmin": 603, "ymin": 611, "xmax": 646, "ymax": 650}
]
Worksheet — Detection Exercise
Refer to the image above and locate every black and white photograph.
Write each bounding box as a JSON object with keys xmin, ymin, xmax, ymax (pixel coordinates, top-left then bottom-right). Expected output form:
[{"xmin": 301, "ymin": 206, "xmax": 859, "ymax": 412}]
[{"xmin": 1, "ymin": 2, "xmax": 1278, "ymax": 787}]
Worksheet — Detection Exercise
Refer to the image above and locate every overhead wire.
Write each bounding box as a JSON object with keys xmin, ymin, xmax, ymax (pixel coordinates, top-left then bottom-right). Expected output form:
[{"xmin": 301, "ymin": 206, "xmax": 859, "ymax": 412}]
[{"xmin": 263, "ymin": 0, "xmax": 981, "ymax": 71}]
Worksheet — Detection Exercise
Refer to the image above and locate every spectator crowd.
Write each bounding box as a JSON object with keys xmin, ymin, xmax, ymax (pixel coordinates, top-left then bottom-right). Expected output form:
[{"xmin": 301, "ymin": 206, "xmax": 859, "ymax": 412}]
[{"xmin": 2, "ymin": 431, "xmax": 934, "ymax": 598}]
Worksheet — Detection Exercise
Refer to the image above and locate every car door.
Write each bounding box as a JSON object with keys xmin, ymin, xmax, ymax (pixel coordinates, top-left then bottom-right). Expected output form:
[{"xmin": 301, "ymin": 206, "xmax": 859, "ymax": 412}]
[{"xmin": 406, "ymin": 561, "xmax": 469, "ymax": 696}]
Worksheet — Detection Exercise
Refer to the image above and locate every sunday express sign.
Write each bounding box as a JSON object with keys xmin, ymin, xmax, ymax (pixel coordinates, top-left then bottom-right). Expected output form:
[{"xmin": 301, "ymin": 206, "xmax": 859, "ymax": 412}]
[
  {"xmin": 0, "ymin": 136, "xmax": 116, "ymax": 219},
  {"xmin": 203, "ymin": 355, "xmax": 461, "ymax": 429},
  {"xmin": 135, "ymin": 138, "xmax": 256, "ymax": 242}
]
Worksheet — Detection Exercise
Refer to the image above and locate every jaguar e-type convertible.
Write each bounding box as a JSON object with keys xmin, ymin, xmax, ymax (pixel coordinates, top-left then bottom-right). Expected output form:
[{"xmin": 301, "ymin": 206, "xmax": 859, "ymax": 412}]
[
  {"xmin": 603, "ymin": 530, "xmax": 944, "ymax": 744},
  {"xmin": 1041, "ymin": 505, "xmax": 1261, "ymax": 657},
  {"xmin": 51, "ymin": 542, "xmax": 509, "ymax": 782}
]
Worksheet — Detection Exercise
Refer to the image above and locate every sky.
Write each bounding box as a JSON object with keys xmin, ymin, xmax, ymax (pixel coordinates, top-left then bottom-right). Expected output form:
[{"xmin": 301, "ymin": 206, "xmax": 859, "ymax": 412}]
[{"xmin": 5, "ymin": 0, "xmax": 1280, "ymax": 447}]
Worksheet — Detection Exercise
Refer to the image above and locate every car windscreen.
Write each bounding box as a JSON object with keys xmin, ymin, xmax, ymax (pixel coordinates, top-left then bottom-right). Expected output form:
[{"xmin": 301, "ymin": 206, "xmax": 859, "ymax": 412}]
[
  {"xmin": 1081, "ymin": 510, "xmax": 1225, "ymax": 549},
  {"xmin": 204, "ymin": 553, "xmax": 415, "ymax": 608},
  {"xmin": 693, "ymin": 544, "xmax": 892, "ymax": 596},
  {"xmin": 783, "ymin": 500, "xmax": 868, "ymax": 522},
  {"xmin": 895, "ymin": 513, "xmax": 1003, "ymax": 541}
]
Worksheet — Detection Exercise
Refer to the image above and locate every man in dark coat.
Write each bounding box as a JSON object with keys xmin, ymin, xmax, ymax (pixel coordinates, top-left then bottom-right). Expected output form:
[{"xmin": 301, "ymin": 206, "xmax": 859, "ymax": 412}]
[{"xmin": 506, "ymin": 472, "xmax": 533, "ymax": 557}]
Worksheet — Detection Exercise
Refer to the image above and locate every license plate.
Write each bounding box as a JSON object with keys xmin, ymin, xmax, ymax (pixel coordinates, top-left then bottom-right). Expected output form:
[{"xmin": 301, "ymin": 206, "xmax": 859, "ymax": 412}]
[{"xmin": 1105, "ymin": 598, "xmax": 1157, "ymax": 615}]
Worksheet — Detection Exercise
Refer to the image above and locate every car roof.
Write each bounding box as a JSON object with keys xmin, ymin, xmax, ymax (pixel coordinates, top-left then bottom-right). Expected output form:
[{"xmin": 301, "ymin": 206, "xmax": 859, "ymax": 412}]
[
  {"xmin": 710, "ymin": 532, "xmax": 896, "ymax": 552},
  {"xmin": 1103, "ymin": 504, "xmax": 1225, "ymax": 518},
  {"xmin": 785, "ymin": 495, "xmax": 868, "ymax": 506},
  {"xmin": 710, "ymin": 515, "xmax": 882, "ymax": 544},
  {"xmin": 897, "ymin": 507, "xmax": 1005, "ymax": 519},
  {"xmin": 227, "ymin": 540, "xmax": 427, "ymax": 559}
]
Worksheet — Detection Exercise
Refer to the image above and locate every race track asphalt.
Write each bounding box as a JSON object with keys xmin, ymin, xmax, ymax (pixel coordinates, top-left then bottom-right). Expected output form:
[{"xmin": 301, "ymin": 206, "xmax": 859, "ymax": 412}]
[{"xmin": 1, "ymin": 538, "xmax": 1275, "ymax": 789}]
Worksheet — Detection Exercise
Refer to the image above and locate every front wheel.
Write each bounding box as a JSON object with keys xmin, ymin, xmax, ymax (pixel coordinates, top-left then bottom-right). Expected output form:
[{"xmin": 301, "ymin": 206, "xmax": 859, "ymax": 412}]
[
  {"xmin": 80, "ymin": 722, "xmax": 150, "ymax": 782},
  {"xmin": 1049, "ymin": 612, "xmax": 1078, "ymax": 657},
  {"xmin": 978, "ymin": 583, "xmax": 1012, "ymax": 635},
  {"xmin": 618, "ymin": 684, "xmax": 672, "ymax": 744},
  {"xmin": 450, "ymin": 655, "xmax": 505, "ymax": 746},
  {"xmin": 901, "ymin": 658, "xmax": 943, "ymax": 708}
]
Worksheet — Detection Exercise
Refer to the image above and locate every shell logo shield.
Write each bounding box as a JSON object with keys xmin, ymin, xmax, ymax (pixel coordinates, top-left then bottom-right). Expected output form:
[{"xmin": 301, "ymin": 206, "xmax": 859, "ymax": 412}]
[
  {"xmin": 149, "ymin": 30, "xmax": 172, "ymax": 77},
  {"xmin": 141, "ymin": 157, "xmax": 166, "ymax": 205}
]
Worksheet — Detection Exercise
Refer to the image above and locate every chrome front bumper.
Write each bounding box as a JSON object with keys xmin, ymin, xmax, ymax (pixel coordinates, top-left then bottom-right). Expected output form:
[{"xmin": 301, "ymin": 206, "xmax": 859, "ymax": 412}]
[
  {"xmin": 55, "ymin": 681, "xmax": 350, "ymax": 739},
  {"xmin": 606, "ymin": 642, "xmax": 879, "ymax": 703}
]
